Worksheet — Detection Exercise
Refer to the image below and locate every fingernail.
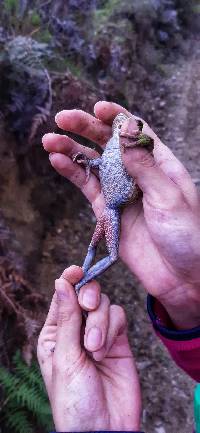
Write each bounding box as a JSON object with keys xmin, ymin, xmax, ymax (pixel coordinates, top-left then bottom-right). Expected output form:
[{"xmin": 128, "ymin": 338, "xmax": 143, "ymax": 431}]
[
  {"xmin": 56, "ymin": 279, "xmax": 69, "ymax": 300},
  {"xmin": 82, "ymin": 288, "xmax": 98, "ymax": 309},
  {"xmin": 87, "ymin": 327, "xmax": 102, "ymax": 351},
  {"xmin": 56, "ymin": 290, "xmax": 68, "ymax": 301}
]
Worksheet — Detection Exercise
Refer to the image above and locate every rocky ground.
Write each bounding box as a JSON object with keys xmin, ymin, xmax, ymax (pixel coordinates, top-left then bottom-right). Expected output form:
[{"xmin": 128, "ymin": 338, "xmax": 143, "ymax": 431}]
[{"xmin": 0, "ymin": 30, "xmax": 199, "ymax": 433}]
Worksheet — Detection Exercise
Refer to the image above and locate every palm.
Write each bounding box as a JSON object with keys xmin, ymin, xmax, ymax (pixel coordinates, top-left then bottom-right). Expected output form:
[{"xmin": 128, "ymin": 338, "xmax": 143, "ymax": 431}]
[
  {"xmin": 60, "ymin": 334, "xmax": 140, "ymax": 431},
  {"xmin": 90, "ymin": 188, "xmax": 181, "ymax": 300},
  {"xmin": 39, "ymin": 324, "xmax": 140, "ymax": 431},
  {"xmin": 120, "ymin": 201, "xmax": 176, "ymax": 299}
]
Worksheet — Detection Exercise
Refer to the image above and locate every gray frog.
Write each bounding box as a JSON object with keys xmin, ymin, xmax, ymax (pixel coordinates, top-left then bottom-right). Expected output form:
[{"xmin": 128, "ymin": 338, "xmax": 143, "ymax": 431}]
[{"xmin": 73, "ymin": 113, "xmax": 154, "ymax": 293}]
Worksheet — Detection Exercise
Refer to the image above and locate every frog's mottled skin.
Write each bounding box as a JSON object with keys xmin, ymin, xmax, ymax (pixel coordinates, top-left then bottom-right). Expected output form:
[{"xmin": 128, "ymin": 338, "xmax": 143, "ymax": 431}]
[{"xmin": 73, "ymin": 113, "xmax": 154, "ymax": 293}]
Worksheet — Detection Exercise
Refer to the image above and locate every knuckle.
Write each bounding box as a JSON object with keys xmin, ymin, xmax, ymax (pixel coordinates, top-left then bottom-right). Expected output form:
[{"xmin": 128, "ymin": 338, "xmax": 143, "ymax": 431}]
[
  {"xmin": 75, "ymin": 111, "xmax": 87, "ymax": 132},
  {"xmin": 37, "ymin": 330, "xmax": 44, "ymax": 348},
  {"xmin": 101, "ymin": 293, "xmax": 110, "ymax": 307},
  {"xmin": 57, "ymin": 309, "xmax": 72, "ymax": 326},
  {"xmin": 37, "ymin": 333, "xmax": 44, "ymax": 362},
  {"xmin": 111, "ymin": 304, "xmax": 126, "ymax": 324}
]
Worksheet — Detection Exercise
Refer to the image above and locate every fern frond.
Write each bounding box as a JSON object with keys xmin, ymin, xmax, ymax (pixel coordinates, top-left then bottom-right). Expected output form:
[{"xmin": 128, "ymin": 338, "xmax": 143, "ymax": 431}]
[
  {"xmin": 4, "ymin": 406, "xmax": 34, "ymax": 433},
  {"xmin": 13, "ymin": 351, "xmax": 45, "ymax": 392},
  {"xmin": 0, "ymin": 353, "xmax": 53, "ymax": 432},
  {"xmin": 0, "ymin": 367, "xmax": 20, "ymax": 394},
  {"xmin": 35, "ymin": 409, "xmax": 53, "ymax": 430},
  {"xmin": 15, "ymin": 382, "xmax": 50, "ymax": 415}
]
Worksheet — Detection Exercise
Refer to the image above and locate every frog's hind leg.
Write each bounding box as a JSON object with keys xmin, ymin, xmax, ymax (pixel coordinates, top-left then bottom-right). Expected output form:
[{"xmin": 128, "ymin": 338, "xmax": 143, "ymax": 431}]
[
  {"xmin": 75, "ymin": 208, "xmax": 120, "ymax": 294},
  {"xmin": 82, "ymin": 217, "xmax": 105, "ymax": 273}
]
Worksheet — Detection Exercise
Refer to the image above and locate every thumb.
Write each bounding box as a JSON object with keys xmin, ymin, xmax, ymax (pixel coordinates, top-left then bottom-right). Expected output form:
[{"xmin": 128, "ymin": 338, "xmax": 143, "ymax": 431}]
[
  {"xmin": 55, "ymin": 276, "xmax": 82, "ymax": 366},
  {"xmin": 122, "ymin": 147, "xmax": 182, "ymax": 209}
]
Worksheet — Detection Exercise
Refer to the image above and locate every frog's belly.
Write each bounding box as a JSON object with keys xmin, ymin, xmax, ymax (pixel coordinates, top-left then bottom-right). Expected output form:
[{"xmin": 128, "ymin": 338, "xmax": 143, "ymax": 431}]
[{"xmin": 99, "ymin": 159, "xmax": 134, "ymax": 207}]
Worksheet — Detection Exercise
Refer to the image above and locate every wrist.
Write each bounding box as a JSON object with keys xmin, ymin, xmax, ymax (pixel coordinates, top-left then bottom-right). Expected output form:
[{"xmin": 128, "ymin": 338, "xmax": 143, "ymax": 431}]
[{"xmin": 157, "ymin": 284, "xmax": 200, "ymax": 330}]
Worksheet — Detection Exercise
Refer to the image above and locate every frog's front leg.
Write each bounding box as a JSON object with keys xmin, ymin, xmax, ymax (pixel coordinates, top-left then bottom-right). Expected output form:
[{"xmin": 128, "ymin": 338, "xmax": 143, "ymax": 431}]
[
  {"xmin": 119, "ymin": 117, "xmax": 154, "ymax": 153},
  {"xmin": 72, "ymin": 153, "xmax": 102, "ymax": 182},
  {"xmin": 120, "ymin": 133, "xmax": 154, "ymax": 153},
  {"xmin": 126, "ymin": 133, "xmax": 154, "ymax": 152}
]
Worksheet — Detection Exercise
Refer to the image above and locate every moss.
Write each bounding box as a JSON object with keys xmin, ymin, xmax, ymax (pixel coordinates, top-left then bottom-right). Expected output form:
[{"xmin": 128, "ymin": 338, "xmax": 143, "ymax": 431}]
[{"xmin": 30, "ymin": 11, "xmax": 41, "ymax": 27}]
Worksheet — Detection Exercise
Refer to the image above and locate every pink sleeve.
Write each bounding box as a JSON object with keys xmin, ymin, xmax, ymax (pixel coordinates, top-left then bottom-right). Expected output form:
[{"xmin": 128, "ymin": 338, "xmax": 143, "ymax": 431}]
[
  {"xmin": 158, "ymin": 332, "xmax": 200, "ymax": 381},
  {"xmin": 147, "ymin": 295, "xmax": 200, "ymax": 381}
]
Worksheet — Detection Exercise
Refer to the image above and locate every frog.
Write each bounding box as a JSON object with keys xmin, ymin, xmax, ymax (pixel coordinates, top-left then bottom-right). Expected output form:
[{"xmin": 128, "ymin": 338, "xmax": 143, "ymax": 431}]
[{"xmin": 72, "ymin": 113, "xmax": 154, "ymax": 293}]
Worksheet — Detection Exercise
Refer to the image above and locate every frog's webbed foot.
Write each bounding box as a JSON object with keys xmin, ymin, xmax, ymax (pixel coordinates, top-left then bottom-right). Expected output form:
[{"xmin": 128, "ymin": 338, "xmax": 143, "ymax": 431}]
[
  {"xmin": 75, "ymin": 254, "xmax": 118, "ymax": 295},
  {"xmin": 72, "ymin": 152, "xmax": 91, "ymax": 182},
  {"xmin": 74, "ymin": 207, "xmax": 120, "ymax": 295}
]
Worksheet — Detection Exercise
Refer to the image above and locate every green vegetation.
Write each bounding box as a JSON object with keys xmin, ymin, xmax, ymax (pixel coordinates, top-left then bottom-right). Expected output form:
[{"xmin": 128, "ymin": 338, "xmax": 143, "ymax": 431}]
[
  {"xmin": 1, "ymin": 0, "xmax": 44, "ymax": 38},
  {"xmin": 192, "ymin": 1, "xmax": 200, "ymax": 14},
  {"xmin": 0, "ymin": 352, "xmax": 53, "ymax": 433},
  {"xmin": 37, "ymin": 29, "xmax": 52, "ymax": 44},
  {"xmin": 93, "ymin": 0, "xmax": 121, "ymax": 29},
  {"xmin": 4, "ymin": 0, "xmax": 19, "ymax": 13},
  {"xmin": 92, "ymin": 0, "xmax": 157, "ymax": 34}
]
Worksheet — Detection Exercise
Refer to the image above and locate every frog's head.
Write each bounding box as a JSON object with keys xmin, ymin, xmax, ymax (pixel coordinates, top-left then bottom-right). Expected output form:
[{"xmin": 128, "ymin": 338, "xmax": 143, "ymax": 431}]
[{"xmin": 112, "ymin": 113, "xmax": 129, "ymax": 134}]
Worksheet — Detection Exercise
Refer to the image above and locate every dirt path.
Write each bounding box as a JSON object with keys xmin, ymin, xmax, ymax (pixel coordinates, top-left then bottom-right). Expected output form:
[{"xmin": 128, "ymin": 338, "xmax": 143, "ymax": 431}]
[
  {"xmin": 139, "ymin": 35, "xmax": 200, "ymax": 433},
  {"xmin": 157, "ymin": 36, "xmax": 200, "ymax": 183}
]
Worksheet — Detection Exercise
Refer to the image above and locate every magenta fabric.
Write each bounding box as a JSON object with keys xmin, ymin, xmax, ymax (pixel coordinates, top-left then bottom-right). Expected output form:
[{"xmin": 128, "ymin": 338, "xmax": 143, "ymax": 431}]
[{"xmin": 158, "ymin": 331, "xmax": 200, "ymax": 381}]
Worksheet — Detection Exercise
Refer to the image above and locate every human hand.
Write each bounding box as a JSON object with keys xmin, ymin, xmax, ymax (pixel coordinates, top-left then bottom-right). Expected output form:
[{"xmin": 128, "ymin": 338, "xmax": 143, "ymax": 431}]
[
  {"xmin": 42, "ymin": 101, "xmax": 200, "ymax": 330},
  {"xmin": 37, "ymin": 265, "xmax": 141, "ymax": 432}
]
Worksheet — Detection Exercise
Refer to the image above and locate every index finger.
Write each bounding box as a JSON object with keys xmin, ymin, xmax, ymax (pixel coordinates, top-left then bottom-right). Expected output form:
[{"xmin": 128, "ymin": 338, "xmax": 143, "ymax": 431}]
[
  {"xmin": 55, "ymin": 109, "xmax": 111, "ymax": 147},
  {"xmin": 94, "ymin": 100, "xmax": 161, "ymax": 142}
]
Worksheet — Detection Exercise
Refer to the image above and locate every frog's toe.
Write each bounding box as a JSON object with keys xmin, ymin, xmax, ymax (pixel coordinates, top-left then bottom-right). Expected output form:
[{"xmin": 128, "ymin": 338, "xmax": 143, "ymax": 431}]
[{"xmin": 72, "ymin": 152, "xmax": 85, "ymax": 163}]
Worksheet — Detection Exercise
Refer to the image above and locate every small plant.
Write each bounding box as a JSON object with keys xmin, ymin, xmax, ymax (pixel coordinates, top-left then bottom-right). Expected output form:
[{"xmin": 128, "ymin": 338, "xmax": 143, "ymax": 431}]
[
  {"xmin": 30, "ymin": 11, "xmax": 41, "ymax": 27},
  {"xmin": 0, "ymin": 351, "xmax": 53, "ymax": 433}
]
